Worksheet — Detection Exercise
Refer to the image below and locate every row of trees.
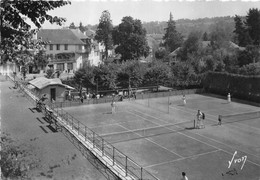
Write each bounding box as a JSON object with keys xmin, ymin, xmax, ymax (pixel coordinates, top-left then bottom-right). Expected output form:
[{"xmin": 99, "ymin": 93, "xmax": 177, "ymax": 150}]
[
  {"xmin": 70, "ymin": 8, "xmax": 259, "ymax": 93},
  {"xmin": 94, "ymin": 11, "xmax": 150, "ymax": 62},
  {"xmin": 66, "ymin": 58, "xmax": 202, "ymax": 94}
]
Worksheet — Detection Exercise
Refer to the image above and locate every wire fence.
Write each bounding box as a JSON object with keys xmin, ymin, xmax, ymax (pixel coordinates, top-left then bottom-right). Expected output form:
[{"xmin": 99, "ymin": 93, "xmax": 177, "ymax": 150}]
[
  {"xmin": 50, "ymin": 88, "xmax": 203, "ymax": 108},
  {"xmin": 7, "ymin": 74, "xmax": 160, "ymax": 180}
]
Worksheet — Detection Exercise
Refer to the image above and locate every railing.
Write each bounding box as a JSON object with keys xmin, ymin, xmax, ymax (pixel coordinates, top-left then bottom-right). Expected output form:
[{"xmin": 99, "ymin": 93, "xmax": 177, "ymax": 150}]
[{"xmin": 7, "ymin": 74, "xmax": 160, "ymax": 180}]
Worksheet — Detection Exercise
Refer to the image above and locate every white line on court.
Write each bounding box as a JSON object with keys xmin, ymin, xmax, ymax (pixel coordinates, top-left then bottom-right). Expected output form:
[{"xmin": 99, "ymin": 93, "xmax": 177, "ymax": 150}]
[
  {"xmin": 115, "ymin": 123, "xmax": 184, "ymax": 158},
  {"xmin": 169, "ymin": 103, "xmax": 260, "ymax": 133},
  {"xmin": 129, "ymin": 108, "xmax": 260, "ymax": 167},
  {"xmin": 144, "ymin": 149, "xmax": 221, "ymax": 168},
  {"xmin": 134, "ymin": 109, "xmax": 222, "ymax": 151}
]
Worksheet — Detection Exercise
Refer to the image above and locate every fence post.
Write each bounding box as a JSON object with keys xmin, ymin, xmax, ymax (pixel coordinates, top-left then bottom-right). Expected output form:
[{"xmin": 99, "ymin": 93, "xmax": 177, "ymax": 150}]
[
  {"xmin": 125, "ymin": 156, "xmax": 128, "ymax": 176},
  {"xmin": 102, "ymin": 139, "xmax": 104, "ymax": 156},
  {"xmin": 141, "ymin": 167, "xmax": 143, "ymax": 180},
  {"xmin": 72, "ymin": 118, "xmax": 74, "ymax": 130},
  {"xmin": 85, "ymin": 126, "xmax": 87, "ymax": 141},
  {"xmin": 113, "ymin": 147, "xmax": 115, "ymax": 166},
  {"xmin": 93, "ymin": 132, "xmax": 95, "ymax": 148},
  {"xmin": 78, "ymin": 121, "xmax": 80, "ymax": 135},
  {"xmin": 168, "ymin": 96, "xmax": 170, "ymax": 114}
]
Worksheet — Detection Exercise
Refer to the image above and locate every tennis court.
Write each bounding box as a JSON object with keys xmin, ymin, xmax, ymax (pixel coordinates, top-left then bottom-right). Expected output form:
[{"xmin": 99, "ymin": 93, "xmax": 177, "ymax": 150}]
[{"xmin": 63, "ymin": 94, "xmax": 260, "ymax": 180}]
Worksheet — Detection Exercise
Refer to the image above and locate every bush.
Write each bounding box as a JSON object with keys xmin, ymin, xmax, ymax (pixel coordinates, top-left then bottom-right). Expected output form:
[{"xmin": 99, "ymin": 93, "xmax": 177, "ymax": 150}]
[{"xmin": 203, "ymin": 71, "xmax": 260, "ymax": 103}]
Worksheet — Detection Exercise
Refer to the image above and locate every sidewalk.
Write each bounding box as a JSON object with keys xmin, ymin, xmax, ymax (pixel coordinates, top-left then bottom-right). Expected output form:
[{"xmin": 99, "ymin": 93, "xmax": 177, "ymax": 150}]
[{"xmin": 0, "ymin": 75, "xmax": 110, "ymax": 180}]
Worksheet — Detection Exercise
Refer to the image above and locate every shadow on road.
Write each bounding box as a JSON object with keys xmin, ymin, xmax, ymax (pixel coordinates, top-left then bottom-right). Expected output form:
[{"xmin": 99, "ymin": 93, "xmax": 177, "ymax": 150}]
[{"xmin": 60, "ymin": 127, "xmax": 120, "ymax": 180}]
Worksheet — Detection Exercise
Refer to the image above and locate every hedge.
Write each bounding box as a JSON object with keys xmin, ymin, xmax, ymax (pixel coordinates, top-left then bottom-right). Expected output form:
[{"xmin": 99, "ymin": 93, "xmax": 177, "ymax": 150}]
[{"xmin": 203, "ymin": 71, "xmax": 260, "ymax": 103}]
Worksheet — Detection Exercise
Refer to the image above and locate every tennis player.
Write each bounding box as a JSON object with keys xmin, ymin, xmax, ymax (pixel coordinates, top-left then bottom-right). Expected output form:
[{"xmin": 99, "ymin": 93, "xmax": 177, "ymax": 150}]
[
  {"xmin": 227, "ymin": 93, "xmax": 231, "ymax": 103},
  {"xmin": 111, "ymin": 100, "xmax": 116, "ymax": 114},
  {"xmin": 182, "ymin": 95, "xmax": 186, "ymax": 106},
  {"xmin": 196, "ymin": 110, "xmax": 203, "ymax": 128}
]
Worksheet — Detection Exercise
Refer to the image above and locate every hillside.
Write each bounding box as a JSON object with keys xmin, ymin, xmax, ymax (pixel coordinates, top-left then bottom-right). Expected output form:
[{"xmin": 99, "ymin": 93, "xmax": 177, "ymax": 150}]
[{"xmin": 143, "ymin": 16, "xmax": 235, "ymax": 38}]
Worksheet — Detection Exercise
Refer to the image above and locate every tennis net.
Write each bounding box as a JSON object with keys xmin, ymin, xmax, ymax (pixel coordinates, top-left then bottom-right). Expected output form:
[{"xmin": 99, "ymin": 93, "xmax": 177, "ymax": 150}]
[
  {"xmin": 220, "ymin": 111, "xmax": 260, "ymax": 124},
  {"xmin": 101, "ymin": 120, "xmax": 193, "ymax": 143}
]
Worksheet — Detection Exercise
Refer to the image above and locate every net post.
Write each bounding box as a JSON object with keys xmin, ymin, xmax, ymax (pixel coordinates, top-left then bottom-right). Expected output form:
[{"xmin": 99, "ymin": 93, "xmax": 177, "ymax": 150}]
[
  {"xmin": 72, "ymin": 118, "xmax": 74, "ymax": 130},
  {"xmin": 194, "ymin": 119, "xmax": 196, "ymax": 129}
]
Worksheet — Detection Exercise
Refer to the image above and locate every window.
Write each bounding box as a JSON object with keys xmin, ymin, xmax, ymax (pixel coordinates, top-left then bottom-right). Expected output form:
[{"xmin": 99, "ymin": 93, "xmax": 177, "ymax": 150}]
[
  {"xmin": 57, "ymin": 63, "xmax": 64, "ymax": 71},
  {"xmin": 67, "ymin": 63, "xmax": 73, "ymax": 70},
  {"xmin": 50, "ymin": 44, "xmax": 53, "ymax": 50},
  {"xmin": 56, "ymin": 44, "xmax": 60, "ymax": 50},
  {"xmin": 64, "ymin": 44, "xmax": 68, "ymax": 50},
  {"xmin": 78, "ymin": 45, "xmax": 82, "ymax": 51}
]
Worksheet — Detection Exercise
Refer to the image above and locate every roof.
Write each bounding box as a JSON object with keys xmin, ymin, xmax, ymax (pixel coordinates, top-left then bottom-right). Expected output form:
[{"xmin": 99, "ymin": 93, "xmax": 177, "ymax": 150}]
[
  {"xmin": 37, "ymin": 29, "xmax": 88, "ymax": 45},
  {"xmin": 29, "ymin": 77, "xmax": 74, "ymax": 90}
]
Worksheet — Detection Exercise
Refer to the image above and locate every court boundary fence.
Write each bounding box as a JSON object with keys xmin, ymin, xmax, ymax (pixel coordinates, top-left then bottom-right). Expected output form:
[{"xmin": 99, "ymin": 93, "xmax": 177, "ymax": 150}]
[
  {"xmin": 7, "ymin": 75, "xmax": 160, "ymax": 180},
  {"xmin": 50, "ymin": 88, "xmax": 204, "ymax": 108}
]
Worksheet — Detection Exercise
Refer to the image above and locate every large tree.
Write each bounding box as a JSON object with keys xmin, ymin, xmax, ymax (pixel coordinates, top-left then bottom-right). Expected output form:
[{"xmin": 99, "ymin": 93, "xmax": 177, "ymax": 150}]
[
  {"xmin": 163, "ymin": 12, "xmax": 183, "ymax": 52},
  {"xmin": 144, "ymin": 61, "xmax": 171, "ymax": 89},
  {"xmin": 95, "ymin": 10, "xmax": 114, "ymax": 61},
  {"xmin": 112, "ymin": 16, "xmax": 149, "ymax": 61},
  {"xmin": 245, "ymin": 8, "xmax": 260, "ymax": 45},
  {"xmin": 233, "ymin": 15, "xmax": 251, "ymax": 47},
  {"xmin": 1, "ymin": 0, "xmax": 70, "ymax": 63},
  {"xmin": 234, "ymin": 8, "xmax": 260, "ymax": 46}
]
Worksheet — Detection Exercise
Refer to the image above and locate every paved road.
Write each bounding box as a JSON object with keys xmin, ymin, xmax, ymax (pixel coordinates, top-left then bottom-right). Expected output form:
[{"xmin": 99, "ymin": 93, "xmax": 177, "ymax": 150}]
[{"xmin": 0, "ymin": 75, "xmax": 113, "ymax": 180}]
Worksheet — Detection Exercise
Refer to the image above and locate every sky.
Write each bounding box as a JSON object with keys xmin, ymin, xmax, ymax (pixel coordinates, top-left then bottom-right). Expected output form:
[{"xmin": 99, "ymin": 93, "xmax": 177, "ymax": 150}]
[{"xmin": 41, "ymin": 0, "xmax": 260, "ymax": 29}]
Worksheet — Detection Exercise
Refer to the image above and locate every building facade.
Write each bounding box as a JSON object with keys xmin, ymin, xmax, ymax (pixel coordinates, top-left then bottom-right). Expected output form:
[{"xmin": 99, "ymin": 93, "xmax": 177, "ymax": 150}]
[{"xmin": 37, "ymin": 29, "xmax": 103, "ymax": 73}]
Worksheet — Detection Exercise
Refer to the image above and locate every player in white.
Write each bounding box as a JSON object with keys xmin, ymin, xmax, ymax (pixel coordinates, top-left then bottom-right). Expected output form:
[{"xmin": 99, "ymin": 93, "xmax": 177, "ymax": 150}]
[
  {"xmin": 227, "ymin": 93, "xmax": 231, "ymax": 103},
  {"xmin": 182, "ymin": 95, "xmax": 186, "ymax": 106},
  {"xmin": 196, "ymin": 110, "xmax": 203, "ymax": 129}
]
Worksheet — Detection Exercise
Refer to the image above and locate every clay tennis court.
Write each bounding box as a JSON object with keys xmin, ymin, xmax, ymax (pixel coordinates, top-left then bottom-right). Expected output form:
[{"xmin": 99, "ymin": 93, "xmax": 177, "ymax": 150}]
[{"xmin": 62, "ymin": 94, "xmax": 260, "ymax": 180}]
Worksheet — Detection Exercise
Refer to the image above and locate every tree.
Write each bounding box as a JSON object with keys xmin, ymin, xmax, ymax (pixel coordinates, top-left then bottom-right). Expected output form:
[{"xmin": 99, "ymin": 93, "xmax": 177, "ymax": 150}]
[
  {"xmin": 117, "ymin": 60, "xmax": 144, "ymax": 91},
  {"xmin": 245, "ymin": 8, "xmax": 260, "ymax": 45},
  {"xmin": 0, "ymin": 132, "xmax": 40, "ymax": 179},
  {"xmin": 79, "ymin": 22, "xmax": 86, "ymax": 33},
  {"xmin": 233, "ymin": 15, "xmax": 251, "ymax": 47},
  {"xmin": 95, "ymin": 10, "xmax": 114, "ymax": 61},
  {"xmin": 69, "ymin": 22, "xmax": 77, "ymax": 29},
  {"xmin": 33, "ymin": 49, "xmax": 48, "ymax": 71},
  {"xmin": 94, "ymin": 63, "xmax": 119, "ymax": 90},
  {"xmin": 155, "ymin": 47, "xmax": 167, "ymax": 60},
  {"xmin": 179, "ymin": 31, "xmax": 201, "ymax": 61},
  {"xmin": 144, "ymin": 61, "xmax": 171, "ymax": 90},
  {"xmin": 112, "ymin": 16, "xmax": 149, "ymax": 61},
  {"xmin": 163, "ymin": 12, "xmax": 183, "ymax": 52},
  {"xmin": 1, "ymin": 0, "xmax": 70, "ymax": 63},
  {"xmin": 171, "ymin": 62, "xmax": 198, "ymax": 87},
  {"xmin": 203, "ymin": 32, "xmax": 208, "ymax": 41},
  {"xmin": 74, "ymin": 64, "xmax": 95, "ymax": 93}
]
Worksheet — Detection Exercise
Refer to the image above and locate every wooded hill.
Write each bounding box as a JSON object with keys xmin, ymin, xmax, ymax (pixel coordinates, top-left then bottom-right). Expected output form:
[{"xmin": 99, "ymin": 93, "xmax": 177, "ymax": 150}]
[{"xmin": 143, "ymin": 16, "xmax": 236, "ymax": 38}]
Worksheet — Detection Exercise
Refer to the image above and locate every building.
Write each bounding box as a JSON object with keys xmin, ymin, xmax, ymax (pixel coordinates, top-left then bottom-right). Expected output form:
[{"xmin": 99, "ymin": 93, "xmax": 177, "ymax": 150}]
[
  {"xmin": 28, "ymin": 77, "xmax": 74, "ymax": 103},
  {"xmin": 37, "ymin": 29, "xmax": 97, "ymax": 73}
]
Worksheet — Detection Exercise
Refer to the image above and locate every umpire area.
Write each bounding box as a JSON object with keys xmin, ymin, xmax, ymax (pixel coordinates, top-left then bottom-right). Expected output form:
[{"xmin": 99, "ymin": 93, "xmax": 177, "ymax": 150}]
[{"xmin": 63, "ymin": 94, "xmax": 260, "ymax": 180}]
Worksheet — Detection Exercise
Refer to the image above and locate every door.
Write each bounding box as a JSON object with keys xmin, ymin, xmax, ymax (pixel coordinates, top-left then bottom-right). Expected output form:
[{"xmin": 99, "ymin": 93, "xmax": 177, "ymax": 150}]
[{"xmin": 50, "ymin": 88, "xmax": 56, "ymax": 101}]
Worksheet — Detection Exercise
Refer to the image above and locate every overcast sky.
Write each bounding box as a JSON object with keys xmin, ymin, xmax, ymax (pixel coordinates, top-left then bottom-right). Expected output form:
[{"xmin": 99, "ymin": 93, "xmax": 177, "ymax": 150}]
[{"xmin": 41, "ymin": 0, "xmax": 260, "ymax": 29}]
